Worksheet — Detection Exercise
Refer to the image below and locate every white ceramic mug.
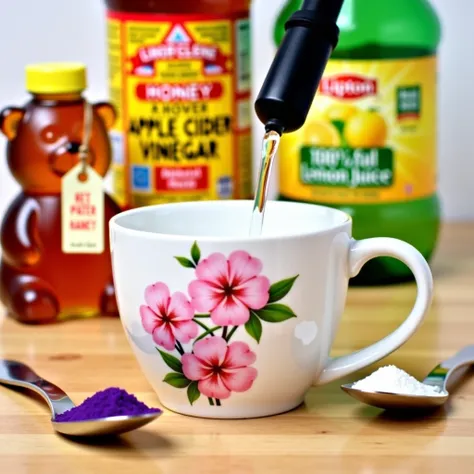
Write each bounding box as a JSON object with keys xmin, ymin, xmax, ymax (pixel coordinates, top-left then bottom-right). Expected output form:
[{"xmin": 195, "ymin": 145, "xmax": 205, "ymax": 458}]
[{"xmin": 110, "ymin": 200, "xmax": 433, "ymax": 419}]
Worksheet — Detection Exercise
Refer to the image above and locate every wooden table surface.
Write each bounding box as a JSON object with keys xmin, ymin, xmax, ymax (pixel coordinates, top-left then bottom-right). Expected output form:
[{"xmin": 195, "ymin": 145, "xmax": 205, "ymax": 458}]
[{"xmin": 1, "ymin": 223, "xmax": 474, "ymax": 473}]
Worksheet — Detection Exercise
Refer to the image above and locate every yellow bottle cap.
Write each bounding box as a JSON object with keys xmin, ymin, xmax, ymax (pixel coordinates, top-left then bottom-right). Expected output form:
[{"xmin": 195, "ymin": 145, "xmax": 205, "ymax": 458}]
[{"xmin": 25, "ymin": 62, "xmax": 87, "ymax": 94}]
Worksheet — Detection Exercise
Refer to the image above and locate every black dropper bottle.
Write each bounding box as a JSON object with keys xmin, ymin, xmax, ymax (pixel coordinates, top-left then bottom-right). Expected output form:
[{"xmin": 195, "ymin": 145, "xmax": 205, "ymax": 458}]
[{"xmin": 255, "ymin": 0, "xmax": 345, "ymax": 135}]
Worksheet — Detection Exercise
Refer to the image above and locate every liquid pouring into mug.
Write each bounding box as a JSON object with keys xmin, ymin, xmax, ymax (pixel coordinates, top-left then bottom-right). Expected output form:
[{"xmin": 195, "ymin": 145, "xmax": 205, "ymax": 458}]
[{"xmin": 341, "ymin": 345, "xmax": 474, "ymax": 410}]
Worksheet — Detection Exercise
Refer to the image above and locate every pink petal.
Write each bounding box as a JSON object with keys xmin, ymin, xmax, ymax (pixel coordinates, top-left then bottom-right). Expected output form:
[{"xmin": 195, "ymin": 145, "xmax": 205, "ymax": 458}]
[
  {"xmin": 172, "ymin": 319, "xmax": 199, "ymax": 344},
  {"xmin": 144, "ymin": 282, "xmax": 170, "ymax": 315},
  {"xmin": 140, "ymin": 305, "xmax": 161, "ymax": 334},
  {"xmin": 168, "ymin": 291, "xmax": 194, "ymax": 321},
  {"xmin": 198, "ymin": 373, "xmax": 231, "ymax": 399},
  {"xmin": 182, "ymin": 354, "xmax": 211, "ymax": 381},
  {"xmin": 210, "ymin": 295, "xmax": 250, "ymax": 326},
  {"xmin": 224, "ymin": 341, "xmax": 257, "ymax": 369},
  {"xmin": 228, "ymin": 250, "xmax": 263, "ymax": 286},
  {"xmin": 235, "ymin": 276, "xmax": 270, "ymax": 310},
  {"xmin": 193, "ymin": 336, "xmax": 228, "ymax": 367},
  {"xmin": 221, "ymin": 367, "xmax": 258, "ymax": 393},
  {"xmin": 195, "ymin": 252, "xmax": 229, "ymax": 286},
  {"xmin": 188, "ymin": 280, "xmax": 223, "ymax": 313},
  {"xmin": 152, "ymin": 324, "xmax": 175, "ymax": 350}
]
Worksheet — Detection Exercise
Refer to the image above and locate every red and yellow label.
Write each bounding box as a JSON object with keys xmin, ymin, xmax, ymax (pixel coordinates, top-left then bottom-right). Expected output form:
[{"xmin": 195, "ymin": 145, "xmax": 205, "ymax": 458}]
[
  {"xmin": 107, "ymin": 11, "xmax": 252, "ymax": 208},
  {"xmin": 279, "ymin": 56, "xmax": 437, "ymax": 204}
]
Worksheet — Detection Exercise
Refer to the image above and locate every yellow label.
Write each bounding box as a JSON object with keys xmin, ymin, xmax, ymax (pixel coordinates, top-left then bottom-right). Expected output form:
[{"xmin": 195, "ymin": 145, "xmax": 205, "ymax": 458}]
[
  {"xmin": 107, "ymin": 12, "xmax": 252, "ymax": 208},
  {"xmin": 61, "ymin": 163, "xmax": 105, "ymax": 254},
  {"xmin": 279, "ymin": 56, "xmax": 437, "ymax": 204}
]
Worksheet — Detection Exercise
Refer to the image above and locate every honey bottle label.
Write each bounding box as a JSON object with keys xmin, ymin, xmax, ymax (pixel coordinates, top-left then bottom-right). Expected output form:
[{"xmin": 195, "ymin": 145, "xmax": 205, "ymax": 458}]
[
  {"xmin": 106, "ymin": 11, "xmax": 252, "ymax": 208},
  {"xmin": 61, "ymin": 163, "xmax": 105, "ymax": 254}
]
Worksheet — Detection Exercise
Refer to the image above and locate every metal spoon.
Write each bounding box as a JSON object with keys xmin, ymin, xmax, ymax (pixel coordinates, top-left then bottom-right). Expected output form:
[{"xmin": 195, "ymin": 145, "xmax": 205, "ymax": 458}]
[
  {"xmin": 341, "ymin": 345, "xmax": 474, "ymax": 410},
  {"xmin": 0, "ymin": 360, "xmax": 162, "ymax": 436}
]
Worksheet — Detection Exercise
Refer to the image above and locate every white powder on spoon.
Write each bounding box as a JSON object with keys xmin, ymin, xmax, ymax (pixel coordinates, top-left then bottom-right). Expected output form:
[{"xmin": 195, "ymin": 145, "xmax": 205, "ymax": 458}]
[{"xmin": 351, "ymin": 365, "xmax": 447, "ymax": 396}]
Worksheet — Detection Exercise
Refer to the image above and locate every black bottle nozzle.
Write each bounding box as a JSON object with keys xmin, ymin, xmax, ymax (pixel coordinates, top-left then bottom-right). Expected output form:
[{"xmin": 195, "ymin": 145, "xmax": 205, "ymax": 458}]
[{"xmin": 255, "ymin": 0, "xmax": 345, "ymax": 135}]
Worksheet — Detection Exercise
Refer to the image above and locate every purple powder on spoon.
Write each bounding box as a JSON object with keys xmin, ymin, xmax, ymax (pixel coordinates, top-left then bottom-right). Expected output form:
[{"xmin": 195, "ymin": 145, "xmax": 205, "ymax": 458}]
[{"xmin": 55, "ymin": 387, "xmax": 161, "ymax": 422}]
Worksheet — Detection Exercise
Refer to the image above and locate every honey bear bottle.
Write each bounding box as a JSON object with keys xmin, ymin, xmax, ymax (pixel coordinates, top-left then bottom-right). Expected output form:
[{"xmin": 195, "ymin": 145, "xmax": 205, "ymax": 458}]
[{"xmin": 0, "ymin": 63, "xmax": 121, "ymax": 324}]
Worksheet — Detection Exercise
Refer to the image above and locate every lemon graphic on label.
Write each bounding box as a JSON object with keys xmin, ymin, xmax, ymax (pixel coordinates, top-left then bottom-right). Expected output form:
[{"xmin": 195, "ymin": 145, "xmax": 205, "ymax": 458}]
[
  {"xmin": 344, "ymin": 109, "xmax": 388, "ymax": 148},
  {"xmin": 307, "ymin": 107, "xmax": 327, "ymax": 122},
  {"xmin": 324, "ymin": 103, "xmax": 358, "ymax": 122},
  {"xmin": 303, "ymin": 120, "xmax": 341, "ymax": 146}
]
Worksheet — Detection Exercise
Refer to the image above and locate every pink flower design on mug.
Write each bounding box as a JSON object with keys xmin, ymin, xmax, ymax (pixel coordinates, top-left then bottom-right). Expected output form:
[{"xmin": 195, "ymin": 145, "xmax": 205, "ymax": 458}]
[
  {"xmin": 188, "ymin": 250, "xmax": 271, "ymax": 326},
  {"xmin": 137, "ymin": 241, "xmax": 298, "ymax": 407},
  {"xmin": 140, "ymin": 282, "xmax": 198, "ymax": 351},
  {"xmin": 182, "ymin": 337, "xmax": 257, "ymax": 399}
]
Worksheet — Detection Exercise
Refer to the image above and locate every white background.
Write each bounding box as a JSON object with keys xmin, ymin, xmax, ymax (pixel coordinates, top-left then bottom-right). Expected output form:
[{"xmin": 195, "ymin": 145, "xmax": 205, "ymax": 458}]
[{"xmin": 0, "ymin": 0, "xmax": 472, "ymax": 221}]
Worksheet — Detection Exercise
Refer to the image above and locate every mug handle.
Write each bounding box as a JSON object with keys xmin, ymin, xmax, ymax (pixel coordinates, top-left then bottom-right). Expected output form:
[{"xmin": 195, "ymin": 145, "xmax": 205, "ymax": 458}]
[{"xmin": 316, "ymin": 237, "xmax": 433, "ymax": 385}]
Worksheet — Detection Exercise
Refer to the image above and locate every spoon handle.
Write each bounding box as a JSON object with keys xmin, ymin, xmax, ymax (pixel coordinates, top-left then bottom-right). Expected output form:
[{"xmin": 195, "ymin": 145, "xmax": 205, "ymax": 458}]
[
  {"xmin": 0, "ymin": 360, "xmax": 75, "ymax": 417},
  {"xmin": 423, "ymin": 345, "xmax": 474, "ymax": 390},
  {"xmin": 440, "ymin": 345, "xmax": 474, "ymax": 371}
]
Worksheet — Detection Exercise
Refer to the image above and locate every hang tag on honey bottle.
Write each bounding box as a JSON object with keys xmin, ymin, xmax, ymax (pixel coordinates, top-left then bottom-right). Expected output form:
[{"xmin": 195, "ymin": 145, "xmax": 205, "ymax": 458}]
[
  {"xmin": 61, "ymin": 163, "xmax": 105, "ymax": 254},
  {"xmin": 61, "ymin": 101, "xmax": 104, "ymax": 254}
]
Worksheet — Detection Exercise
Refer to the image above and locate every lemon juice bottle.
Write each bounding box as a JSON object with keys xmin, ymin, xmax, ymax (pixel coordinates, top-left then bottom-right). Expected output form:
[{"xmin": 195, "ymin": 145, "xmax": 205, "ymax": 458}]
[{"xmin": 274, "ymin": 0, "xmax": 441, "ymax": 285}]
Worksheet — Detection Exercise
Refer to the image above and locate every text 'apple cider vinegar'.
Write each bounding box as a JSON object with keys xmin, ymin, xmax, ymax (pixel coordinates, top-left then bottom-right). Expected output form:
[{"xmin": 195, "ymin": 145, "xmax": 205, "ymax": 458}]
[{"xmin": 104, "ymin": 0, "xmax": 252, "ymax": 208}]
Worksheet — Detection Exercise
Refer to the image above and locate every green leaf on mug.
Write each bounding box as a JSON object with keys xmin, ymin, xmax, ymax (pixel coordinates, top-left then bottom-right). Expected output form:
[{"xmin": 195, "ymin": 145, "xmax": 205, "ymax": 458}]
[
  {"xmin": 245, "ymin": 311, "xmax": 263, "ymax": 343},
  {"xmin": 191, "ymin": 241, "xmax": 201, "ymax": 265},
  {"xmin": 163, "ymin": 372, "xmax": 191, "ymax": 388},
  {"xmin": 187, "ymin": 381, "xmax": 201, "ymax": 405},
  {"xmin": 157, "ymin": 348, "xmax": 183, "ymax": 373},
  {"xmin": 174, "ymin": 256, "xmax": 196, "ymax": 269},
  {"xmin": 268, "ymin": 275, "xmax": 299, "ymax": 303},
  {"xmin": 256, "ymin": 303, "xmax": 297, "ymax": 322}
]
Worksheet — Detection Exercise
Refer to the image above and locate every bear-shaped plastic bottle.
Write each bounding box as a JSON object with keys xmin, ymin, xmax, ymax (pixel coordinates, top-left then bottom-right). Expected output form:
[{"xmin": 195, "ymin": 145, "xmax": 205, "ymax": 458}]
[{"xmin": 0, "ymin": 63, "xmax": 121, "ymax": 324}]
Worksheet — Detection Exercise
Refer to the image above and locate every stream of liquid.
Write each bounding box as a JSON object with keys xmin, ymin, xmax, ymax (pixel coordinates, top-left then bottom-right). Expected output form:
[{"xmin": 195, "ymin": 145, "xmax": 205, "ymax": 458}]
[{"xmin": 249, "ymin": 130, "xmax": 281, "ymax": 236}]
